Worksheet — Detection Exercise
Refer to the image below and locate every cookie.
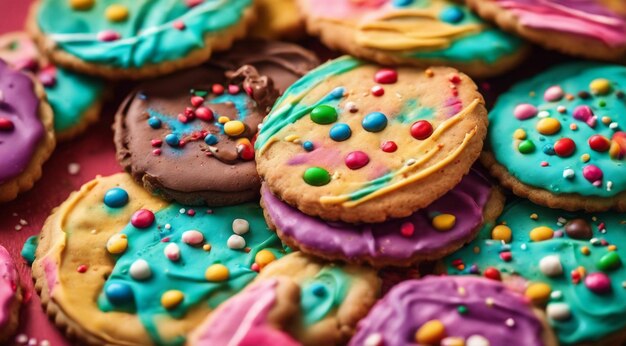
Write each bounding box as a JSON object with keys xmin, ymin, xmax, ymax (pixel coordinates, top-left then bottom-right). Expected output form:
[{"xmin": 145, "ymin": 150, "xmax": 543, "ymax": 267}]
[
  {"xmin": 483, "ymin": 62, "xmax": 626, "ymax": 212},
  {"xmin": 0, "ymin": 245, "xmax": 22, "ymax": 343},
  {"xmin": 0, "ymin": 32, "xmax": 106, "ymax": 141},
  {"xmin": 256, "ymin": 56, "xmax": 488, "ymax": 223},
  {"xmin": 261, "ymin": 167, "xmax": 505, "ymax": 267},
  {"xmin": 250, "ymin": 0, "xmax": 305, "ymax": 40},
  {"xmin": 444, "ymin": 199, "xmax": 626, "ymax": 345},
  {"xmin": 350, "ymin": 276, "xmax": 558, "ymax": 346},
  {"xmin": 466, "ymin": 0, "xmax": 626, "ymax": 62},
  {"xmin": 0, "ymin": 59, "xmax": 55, "ymax": 203},
  {"xmin": 32, "ymin": 173, "xmax": 288, "ymax": 345},
  {"xmin": 189, "ymin": 252, "xmax": 381, "ymax": 346},
  {"xmin": 114, "ymin": 41, "xmax": 319, "ymax": 206},
  {"xmin": 26, "ymin": 0, "xmax": 256, "ymax": 80},
  {"xmin": 297, "ymin": 0, "xmax": 526, "ymax": 78}
]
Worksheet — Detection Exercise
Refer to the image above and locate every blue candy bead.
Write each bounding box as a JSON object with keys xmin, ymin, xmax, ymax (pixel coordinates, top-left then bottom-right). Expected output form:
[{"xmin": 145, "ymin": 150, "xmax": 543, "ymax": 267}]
[
  {"xmin": 204, "ymin": 134, "xmax": 218, "ymax": 145},
  {"xmin": 104, "ymin": 188, "xmax": 129, "ymax": 208},
  {"xmin": 105, "ymin": 282, "xmax": 134, "ymax": 305},
  {"xmin": 165, "ymin": 133, "xmax": 179, "ymax": 147},
  {"xmin": 303, "ymin": 141, "xmax": 315, "ymax": 152},
  {"xmin": 362, "ymin": 112, "xmax": 388, "ymax": 132},
  {"xmin": 543, "ymin": 144, "xmax": 556, "ymax": 155},
  {"xmin": 329, "ymin": 123, "xmax": 352, "ymax": 142},
  {"xmin": 392, "ymin": 0, "xmax": 414, "ymax": 7},
  {"xmin": 148, "ymin": 116, "xmax": 161, "ymax": 129},
  {"xmin": 440, "ymin": 6, "xmax": 465, "ymax": 23}
]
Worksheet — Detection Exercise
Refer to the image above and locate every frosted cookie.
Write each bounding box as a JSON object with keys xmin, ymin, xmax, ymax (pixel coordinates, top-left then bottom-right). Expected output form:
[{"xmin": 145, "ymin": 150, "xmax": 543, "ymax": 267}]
[
  {"xmin": 0, "ymin": 32, "xmax": 105, "ymax": 141},
  {"xmin": 350, "ymin": 276, "xmax": 558, "ymax": 346},
  {"xmin": 250, "ymin": 0, "xmax": 304, "ymax": 40},
  {"xmin": 114, "ymin": 41, "xmax": 319, "ymax": 206},
  {"xmin": 32, "ymin": 173, "xmax": 287, "ymax": 345},
  {"xmin": 467, "ymin": 0, "xmax": 626, "ymax": 62},
  {"xmin": 0, "ymin": 246, "xmax": 21, "ymax": 343},
  {"xmin": 445, "ymin": 199, "xmax": 626, "ymax": 345},
  {"xmin": 483, "ymin": 62, "xmax": 626, "ymax": 212},
  {"xmin": 189, "ymin": 252, "xmax": 381, "ymax": 346},
  {"xmin": 27, "ymin": 0, "xmax": 256, "ymax": 79},
  {"xmin": 261, "ymin": 168, "xmax": 505, "ymax": 267},
  {"xmin": 0, "ymin": 59, "xmax": 55, "ymax": 203},
  {"xmin": 256, "ymin": 56, "xmax": 488, "ymax": 223},
  {"xmin": 297, "ymin": 0, "xmax": 526, "ymax": 78}
]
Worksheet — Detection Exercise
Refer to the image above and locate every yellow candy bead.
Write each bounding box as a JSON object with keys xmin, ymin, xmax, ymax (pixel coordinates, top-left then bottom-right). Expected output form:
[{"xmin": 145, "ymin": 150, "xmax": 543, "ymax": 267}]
[
  {"xmin": 581, "ymin": 246, "xmax": 590, "ymax": 255},
  {"xmin": 255, "ymin": 249, "xmax": 276, "ymax": 269},
  {"xmin": 525, "ymin": 282, "xmax": 551, "ymax": 304},
  {"xmin": 530, "ymin": 213, "xmax": 539, "ymax": 220},
  {"xmin": 105, "ymin": 4, "xmax": 129, "ymax": 22},
  {"xmin": 205, "ymin": 264, "xmax": 229, "ymax": 282},
  {"xmin": 106, "ymin": 233, "xmax": 128, "ymax": 254},
  {"xmin": 161, "ymin": 290, "xmax": 184, "ymax": 309},
  {"xmin": 609, "ymin": 245, "xmax": 617, "ymax": 251},
  {"xmin": 536, "ymin": 118, "xmax": 561, "ymax": 135},
  {"xmin": 602, "ymin": 116, "xmax": 612, "ymax": 125},
  {"xmin": 491, "ymin": 225, "xmax": 512, "ymax": 243},
  {"xmin": 581, "ymin": 154, "xmax": 590, "ymax": 163},
  {"xmin": 218, "ymin": 116, "xmax": 230, "ymax": 124},
  {"xmin": 513, "ymin": 129, "xmax": 526, "ymax": 140},
  {"xmin": 432, "ymin": 214, "xmax": 456, "ymax": 231},
  {"xmin": 202, "ymin": 244, "xmax": 212, "ymax": 251},
  {"xmin": 224, "ymin": 120, "xmax": 245, "ymax": 136},
  {"xmin": 69, "ymin": 0, "xmax": 94, "ymax": 10},
  {"xmin": 590, "ymin": 78, "xmax": 611, "ymax": 95},
  {"xmin": 415, "ymin": 319, "xmax": 446, "ymax": 345},
  {"xmin": 530, "ymin": 226, "xmax": 554, "ymax": 242}
]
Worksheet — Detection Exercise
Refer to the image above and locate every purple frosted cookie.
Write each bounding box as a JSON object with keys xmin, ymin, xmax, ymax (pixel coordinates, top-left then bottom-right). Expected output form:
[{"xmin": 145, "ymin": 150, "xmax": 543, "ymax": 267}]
[
  {"xmin": 261, "ymin": 168, "xmax": 504, "ymax": 267},
  {"xmin": 350, "ymin": 276, "xmax": 558, "ymax": 346}
]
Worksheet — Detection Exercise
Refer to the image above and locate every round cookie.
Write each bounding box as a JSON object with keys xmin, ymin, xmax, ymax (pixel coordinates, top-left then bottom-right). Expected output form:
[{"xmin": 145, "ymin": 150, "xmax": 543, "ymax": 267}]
[
  {"xmin": 261, "ymin": 167, "xmax": 505, "ymax": 267},
  {"xmin": 0, "ymin": 246, "xmax": 22, "ymax": 343},
  {"xmin": 297, "ymin": 0, "xmax": 526, "ymax": 78},
  {"xmin": 483, "ymin": 62, "xmax": 626, "ymax": 212},
  {"xmin": 255, "ymin": 56, "xmax": 488, "ymax": 223},
  {"xmin": 189, "ymin": 252, "xmax": 381, "ymax": 346},
  {"xmin": 0, "ymin": 32, "xmax": 106, "ymax": 141},
  {"xmin": 250, "ymin": 0, "xmax": 305, "ymax": 40},
  {"xmin": 350, "ymin": 276, "xmax": 558, "ymax": 346},
  {"xmin": 445, "ymin": 199, "xmax": 626, "ymax": 345},
  {"xmin": 0, "ymin": 59, "xmax": 55, "ymax": 203},
  {"xmin": 466, "ymin": 0, "xmax": 626, "ymax": 62},
  {"xmin": 26, "ymin": 0, "xmax": 256, "ymax": 80},
  {"xmin": 114, "ymin": 42, "xmax": 319, "ymax": 206},
  {"xmin": 32, "ymin": 173, "xmax": 287, "ymax": 345}
]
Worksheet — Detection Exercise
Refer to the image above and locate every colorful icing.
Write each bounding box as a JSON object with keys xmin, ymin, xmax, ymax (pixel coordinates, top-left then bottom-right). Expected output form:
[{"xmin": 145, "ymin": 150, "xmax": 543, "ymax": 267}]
[
  {"xmin": 21, "ymin": 235, "xmax": 38, "ymax": 265},
  {"xmin": 494, "ymin": 0, "xmax": 626, "ymax": 47},
  {"xmin": 0, "ymin": 59, "xmax": 44, "ymax": 184},
  {"xmin": 37, "ymin": 0, "xmax": 253, "ymax": 68},
  {"xmin": 489, "ymin": 62, "xmax": 626, "ymax": 197},
  {"xmin": 350, "ymin": 276, "xmax": 545, "ymax": 346},
  {"xmin": 445, "ymin": 199, "xmax": 626, "ymax": 344},
  {"xmin": 0, "ymin": 246, "xmax": 19, "ymax": 332},
  {"xmin": 300, "ymin": 267, "xmax": 350, "ymax": 325},
  {"xmin": 299, "ymin": 0, "xmax": 523, "ymax": 64},
  {"xmin": 261, "ymin": 168, "xmax": 493, "ymax": 265}
]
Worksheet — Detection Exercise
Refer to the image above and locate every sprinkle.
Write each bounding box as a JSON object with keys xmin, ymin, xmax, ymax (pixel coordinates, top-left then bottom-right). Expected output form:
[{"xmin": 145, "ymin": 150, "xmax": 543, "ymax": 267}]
[
  {"xmin": 362, "ymin": 112, "xmax": 388, "ymax": 132},
  {"xmin": 381, "ymin": 141, "xmax": 398, "ymax": 152},
  {"xmin": 345, "ymin": 101, "xmax": 358, "ymax": 113},
  {"xmin": 432, "ymin": 214, "xmax": 456, "ymax": 231},
  {"xmin": 505, "ymin": 318, "xmax": 515, "ymax": 327},
  {"xmin": 97, "ymin": 30, "xmax": 121, "ymax": 42},
  {"xmin": 329, "ymin": 123, "xmax": 352, "ymax": 141},
  {"xmin": 182, "ymin": 230, "xmax": 204, "ymax": 245},
  {"xmin": 485, "ymin": 297, "xmax": 495, "ymax": 307},
  {"xmin": 164, "ymin": 243, "xmax": 181, "ymax": 261},
  {"xmin": 400, "ymin": 222, "xmax": 414, "ymax": 237},
  {"xmin": 544, "ymin": 85, "xmax": 564, "ymax": 102},
  {"xmin": 103, "ymin": 188, "xmax": 129, "ymax": 208},
  {"xmin": 227, "ymin": 234, "xmax": 246, "ymax": 249},
  {"xmin": 195, "ymin": 107, "xmax": 214, "ymax": 121},
  {"xmin": 161, "ymin": 290, "xmax": 184, "ymax": 309},
  {"xmin": 530, "ymin": 213, "xmax": 539, "ymax": 220},
  {"xmin": 563, "ymin": 168, "xmax": 575, "ymax": 179},
  {"xmin": 525, "ymin": 282, "xmax": 552, "ymax": 303},
  {"xmin": 173, "ymin": 20, "xmax": 186, "ymax": 30},
  {"xmin": 68, "ymin": 163, "xmax": 81, "ymax": 175},
  {"xmin": 363, "ymin": 333, "xmax": 383, "ymax": 346},
  {"xmin": 310, "ymin": 105, "xmax": 337, "ymax": 124},
  {"xmin": 76, "ymin": 264, "xmax": 88, "ymax": 273},
  {"xmin": 374, "ymin": 68, "xmax": 398, "ymax": 84},
  {"xmin": 129, "ymin": 259, "xmax": 151, "ymax": 280},
  {"xmin": 232, "ymin": 219, "xmax": 250, "ymax": 235},
  {"xmin": 0, "ymin": 117, "xmax": 14, "ymax": 131},
  {"xmin": 345, "ymin": 151, "xmax": 370, "ymax": 170},
  {"xmin": 410, "ymin": 120, "xmax": 433, "ymax": 140},
  {"xmin": 255, "ymin": 249, "xmax": 276, "ymax": 269},
  {"xmin": 106, "ymin": 234, "xmax": 128, "ymax": 254},
  {"xmin": 224, "ymin": 120, "xmax": 245, "ymax": 136},
  {"xmin": 205, "ymin": 264, "xmax": 229, "ymax": 281},
  {"xmin": 105, "ymin": 4, "xmax": 129, "ymax": 22},
  {"xmin": 537, "ymin": 110, "xmax": 550, "ymax": 118},
  {"xmin": 415, "ymin": 320, "xmax": 446, "ymax": 345}
]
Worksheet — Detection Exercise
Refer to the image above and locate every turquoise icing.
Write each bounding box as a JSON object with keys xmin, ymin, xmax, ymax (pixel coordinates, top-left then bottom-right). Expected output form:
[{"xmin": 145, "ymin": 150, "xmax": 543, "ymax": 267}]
[
  {"xmin": 21, "ymin": 235, "xmax": 38, "ymax": 265},
  {"xmin": 489, "ymin": 62, "xmax": 626, "ymax": 197},
  {"xmin": 37, "ymin": 0, "xmax": 252, "ymax": 68},
  {"xmin": 98, "ymin": 203, "xmax": 286, "ymax": 345},
  {"xmin": 395, "ymin": 99, "xmax": 434, "ymax": 123},
  {"xmin": 445, "ymin": 199, "xmax": 626, "ymax": 344},
  {"xmin": 208, "ymin": 93, "xmax": 254, "ymax": 121},
  {"xmin": 300, "ymin": 267, "xmax": 351, "ymax": 326}
]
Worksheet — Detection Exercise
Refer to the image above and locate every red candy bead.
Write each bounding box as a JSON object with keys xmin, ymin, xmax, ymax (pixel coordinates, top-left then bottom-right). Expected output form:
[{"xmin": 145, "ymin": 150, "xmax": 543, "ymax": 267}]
[
  {"xmin": 371, "ymin": 85, "xmax": 384, "ymax": 97},
  {"xmin": 0, "ymin": 118, "xmax": 14, "ymax": 131},
  {"xmin": 151, "ymin": 139, "xmax": 162, "ymax": 147},
  {"xmin": 588, "ymin": 135, "xmax": 610, "ymax": 152},
  {"xmin": 237, "ymin": 143, "xmax": 255, "ymax": 161},
  {"xmin": 177, "ymin": 114, "xmax": 189, "ymax": 123},
  {"xmin": 554, "ymin": 138, "xmax": 576, "ymax": 157},
  {"xmin": 172, "ymin": 20, "xmax": 186, "ymax": 30},
  {"xmin": 77, "ymin": 265, "xmax": 88, "ymax": 273},
  {"xmin": 195, "ymin": 107, "xmax": 214, "ymax": 122},
  {"xmin": 400, "ymin": 222, "xmax": 414, "ymax": 237},
  {"xmin": 190, "ymin": 96, "xmax": 204, "ymax": 107},
  {"xmin": 212, "ymin": 84, "xmax": 224, "ymax": 95},
  {"xmin": 410, "ymin": 120, "xmax": 433, "ymax": 140},
  {"xmin": 484, "ymin": 267, "xmax": 501, "ymax": 281},
  {"xmin": 585, "ymin": 272, "xmax": 612, "ymax": 294},
  {"xmin": 345, "ymin": 151, "xmax": 370, "ymax": 170},
  {"xmin": 374, "ymin": 68, "xmax": 398, "ymax": 84},
  {"xmin": 499, "ymin": 252, "xmax": 512, "ymax": 262},
  {"xmin": 583, "ymin": 164, "xmax": 603, "ymax": 183},
  {"xmin": 381, "ymin": 141, "xmax": 397, "ymax": 153},
  {"xmin": 185, "ymin": 0, "xmax": 203, "ymax": 7},
  {"xmin": 228, "ymin": 85, "xmax": 240, "ymax": 94},
  {"xmin": 97, "ymin": 30, "xmax": 120, "ymax": 42},
  {"xmin": 131, "ymin": 209, "xmax": 155, "ymax": 228}
]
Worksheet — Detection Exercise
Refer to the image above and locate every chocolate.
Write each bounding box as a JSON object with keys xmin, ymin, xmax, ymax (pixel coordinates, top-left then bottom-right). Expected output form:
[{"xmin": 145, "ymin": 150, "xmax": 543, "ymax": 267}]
[{"xmin": 565, "ymin": 219, "xmax": 593, "ymax": 240}]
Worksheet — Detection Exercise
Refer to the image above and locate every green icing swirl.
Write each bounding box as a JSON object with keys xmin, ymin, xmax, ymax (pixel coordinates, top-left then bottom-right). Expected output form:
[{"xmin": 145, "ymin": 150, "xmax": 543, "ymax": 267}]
[
  {"xmin": 300, "ymin": 267, "xmax": 351, "ymax": 326},
  {"xmin": 445, "ymin": 199, "xmax": 626, "ymax": 344},
  {"xmin": 37, "ymin": 0, "xmax": 252, "ymax": 68},
  {"xmin": 98, "ymin": 203, "xmax": 286, "ymax": 345}
]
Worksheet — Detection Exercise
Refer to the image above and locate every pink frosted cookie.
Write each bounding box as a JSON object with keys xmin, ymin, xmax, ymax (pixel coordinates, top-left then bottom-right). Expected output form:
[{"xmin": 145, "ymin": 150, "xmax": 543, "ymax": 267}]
[{"xmin": 0, "ymin": 246, "xmax": 21, "ymax": 343}]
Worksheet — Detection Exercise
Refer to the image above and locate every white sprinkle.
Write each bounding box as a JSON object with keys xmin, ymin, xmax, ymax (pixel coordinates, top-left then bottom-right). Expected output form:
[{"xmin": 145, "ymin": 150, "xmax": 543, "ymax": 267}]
[
  {"xmin": 90, "ymin": 229, "xmax": 97, "ymax": 234},
  {"xmin": 227, "ymin": 234, "xmax": 246, "ymax": 249},
  {"xmin": 539, "ymin": 255, "xmax": 563, "ymax": 277},
  {"xmin": 67, "ymin": 163, "xmax": 80, "ymax": 175},
  {"xmin": 551, "ymin": 290, "xmax": 563, "ymax": 300},
  {"xmin": 610, "ymin": 122, "xmax": 618, "ymax": 129},
  {"xmin": 15, "ymin": 334, "xmax": 28, "ymax": 344},
  {"xmin": 129, "ymin": 259, "xmax": 152, "ymax": 280},
  {"xmin": 505, "ymin": 318, "xmax": 515, "ymax": 327},
  {"xmin": 165, "ymin": 223, "xmax": 171, "ymax": 230},
  {"xmin": 563, "ymin": 168, "xmax": 575, "ymax": 179},
  {"xmin": 232, "ymin": 219, "xmax": 250, "ymax": 235},
  {"xmin": 40, "ymin": 340, "xmax": 50, "ymax": 346},
  {"xmin": 182, "ymin": 230, "xmax": 204, "ymax": 245},
  {"xmin": 19, "ymin": 219, "xmax": 27, "ymax": 225},
  {"xmin": 179, "ymin": 208, "xmax": 186, "ymax": 214},
  {"xmin": 607, "ymin": 181, "xmax": 613, "ymax": 192},
  {"xmin": 0, "ymin": 90, "xmax": 4, "ymax": 102},
  {"xmin": 466, "ymin": 335, "xmax": 490, "ymax": 346},
  {"xmin": 557, "ymin": 105, "xmax": 566, "ymax": 113},
  {"xmin": 557, "ymin": 217, "xmax": 567, "ymax": 226},
  {"xmin": 345, "ymin": 101, "xmax": 358, "ymax": 113},
  {"xmin": 164, "ymin": 243, "xmax": 180, "ymax": 261},
  {"xmin": 485, "ymin": 297, "xmax": 494, "ymax": 307},
  {"xmin": 14, "ymin": 225, "xmax": 22, "ymax": 231},
  {"xmin": 28, "ymin": 338, "xmax": 37, "ymax": 346},
  {"xmin": 405, "ymin": 158, "xmax": 416, "ymax": 166},
  {"xmin": 12, "ymin": 212, "xmax": 18, "ymax": 217},
  {"xmin": 547, "ymin": 302, "xmax": 571, "ymax": 321},
  {"xmin": 538, "ymin": 110, "xmax": 550, "ymax": 118},
  {"xmin": 364, "ymin": 333, "xmax": 383, "ymax": 346},
  {"xmin": 520, "ymin": 243, "xmax": 527, "ymax": 250}
]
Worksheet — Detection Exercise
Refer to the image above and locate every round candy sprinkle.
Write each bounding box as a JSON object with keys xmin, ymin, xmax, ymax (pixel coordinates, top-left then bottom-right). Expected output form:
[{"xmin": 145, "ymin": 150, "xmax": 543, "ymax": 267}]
[
  {"xmin": 542, "ymin": 144, "xmax": 555, "ymax": 155},
  {"xmin": 381, "ymin": 141, "xmax": 397, "ymax": 152},
  {"xmin": 97, "ymin": 30, "xmax": 121, "ymax": 42},
  {"xmin": 195, "ymin": 107, "xmax": 214, "ymax": 122},
  {"xmin": 106, "ymin": 234, "xmax": 128, "ymax": 254},
  {"xmin": 204, "ymin": 134, "xmax": 218, "ymax": 145},
  {"xmin": 182, "ymin": 230, "xmax": 204, "ymax": 245},
  {"xmin": 513, "ymin": 129, "xmax": 526, "ymax": 140},
  {"xmin": 410, "ymin": 120, "xmax": 433, "ymax": 140},
  {"xmin": 165, "ymin": 133, "xmax": 180, "ymax": 147},
  {"xmin": 530, "ymin": 226, "xmax": 554, "ymax": 242},
  {"xmin": 563, "ymin": 168, "xmax": 575, "ymax": 179},
  {"xmin": 432, "ymin": 214, "xmax": 456, "ymax": 231},
  {"xmin": 483, "ymin": 267, "xmax": 501, "ymax": 281},
  {"xmin": 582, "ymin": 164, "xmax": 603, "ymax": 183},
  {"xmin": 105, "ymin": 282, "xmax": 133, "ymax": 305},
  {"xmin": 585, "ymin": 272, "xmax": 611, "ymax": 294},
  {"xmin": 374, "ymin": 68, "xmax": 397, "ymax": 84},
  {"xmin": 205, "ymin": 264, "xmax": 229, "ymax": 281},
  {"xmin": 525, "ymin": 282, "xmax": 551, "ymax": 303},
  {"xmin": 588, "ymin": 135, "xmax": 610, "ymax": 152},
  {"xmin": 393, "ymin": 0, "xmax": 414, "ymax": 6},
  {"xmin": 572, "ymin": 105, "xmax": 594, "ymax": 123},
  {"xmin": 415, "ymin": 320, "xmax": 446, "ymax": 345},
  {"xmin": 103, "ymin": 188, "xmax": 129, "ymax": 208},
  {"xmin": 362, "ymin": 112, "xmax": 388, "ymax": 132},
  {"xmin": 536, "ymin": 118, "xmax": 561, "ymax": 135},
  {"xmin": 597, "ymin": 252, "xmax": 621, "ymax": 271},
  {"xmin": 105, "ymin": 4, "xmax": 129, "ymax": 22},
  {"xmin": 400, "ymin": 222, "xmax": 414, "ymax": 237},
  {"xmin": 227, "ymin": 234, "xmax": 246, "ymax": 249},
  {"xmin": 513, "ymin": 103, "xmax": 537, "ymax": 120},
  {"xmin": 148, "ymin": 116, "xmax": 161, "ymax": 129},
  {"xmin": 190, "ymin": 96, "xmax": 204, "ymax": 107},
  {"xmin": 371, "ymin": 85, "xmax": 384, "ymax": 96},
  {"xmin": 466, "ymin": 335, "xmax": 490, "ymax": 346},
  {"xmin": 345, "ymin": 151, "xmax": 370, "ymax": 170},
  {"xmin": 439, "ymin": 6, "xmax": 464, "ymax": 23},
  {"xmin": 547, "ymin": 303, "xmax": 571, "ymax": 321},
  {"xmin": 518, "ymin": 140, "xmax": 535, "ymax": 154},
  {"xmin": 565, "ymin": 219, "xmax": 592, "ymax": 239},
  {"xmin": 329, "ymin": 123, "xmax": 352, "ymax": 141},
  {"xmin": 554, "ymin": 138, "xmax": 576, "ymax": 157},
  {"xmin": 544, "ymin": 85, "xmax": 564, "ymax": 102},
  {"xmin": 303, "ymin": 141, "xmax": 314, "ymax": 152},
  {"xmin": 255, "ymin": 249, "xmax": 276, "ymax": 269},
  {"xmin": 303, "ymin": 167, "xmax": 331, "ymax": 186},
  {"xmin": 310, "ymin": 105, "xmax": 337, "ymax": 124},
  {"xmin": 161, "ymin": 290, "xmax": 184, "ymax": 310},
  {"xmin": 232, "ymin": 219, "xmax": 250, "ymax": 235},
  {"xmin": 0, "ymin": 117, "xmax": 14, "ymax": 132},
  {"xmin": 164, "ymin": 243, "xmax": 181, "ymax": 261},
  {"xmin": 491, "ymin": 225, "xmax": 512, "ymax": 243},
  {"xmin": 539, "ymin": 255, "xmax": 563, "ymax": 277},
  {"xmin": 131, "ymin": 209, "xmax": 155, "ymax": 228},
  {"xmin": 590, "ymin": 78, "xmax": 611, "ymax": 95},
  {"xmin": 129, "ymin": 259, "xmax": 152, "ymax": 280},
  {"xmin": 69, "ymin": 0, "xmax": 94, "ymax": 10}
]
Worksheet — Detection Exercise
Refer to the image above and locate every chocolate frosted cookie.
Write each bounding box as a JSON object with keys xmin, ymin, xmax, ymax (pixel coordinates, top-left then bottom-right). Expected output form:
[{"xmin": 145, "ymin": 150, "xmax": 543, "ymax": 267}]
[{"xmin": 114, "ymin": 41, "xmax": 319, "ymax": 206}]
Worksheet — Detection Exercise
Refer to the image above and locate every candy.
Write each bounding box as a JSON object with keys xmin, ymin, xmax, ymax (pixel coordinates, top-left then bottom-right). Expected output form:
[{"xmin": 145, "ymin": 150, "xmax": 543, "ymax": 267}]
[
  {"xmin": 204, "ymin": 134, "xmax": 218, "ymax": 145},
  {"xmin": 518, "ymin": 140, "xmax": 535, "ymax": 154},
  {"xmin": 161, "ymin": 290, "xmax": 184, "ymax": 309},
  {"xmin": 345, "ymin": 151, "xmax": 370, "ymax": 170},
  {"xmin": 590, "ymin": 78, "xmax": 611, "ymax": 95},
  {"xmin": 547, "ymin": 303, "xmax": 571, "ymax": 321},
  {"xmin": 97, "ymin": 30, "xmax": 120, "ymax": 42},
  {"xmin": 165, "ymin": 133, "xmax": 180, "ymax": 147},
  {"xmin": 195, "ymin": 107, "xmax": 214, "ymax": 122},
  {"xmin": 539, "ymin": 255, "xmax": 563, "ymax": 277},
  {"xmin": 536, "ymin": 118, "xmax": 561, "ymax": 135},
  {"xmin": 415, "ymin": 320, "xmax": 446, "ymax": 345},
  {"xmin": 205, "ymin": 264, "xmax": 229, "ymax": 281},
  {"xmin": 400, "ymin": 222, "xmax": 414, "ymax": 237},
  {"xmin": 439, "ymin": 6, "xmax": 464, "ymax": 23},
  {"xmin": 610, "ymin": 132, "xmax": 626, "ymax": 159},
  {"xmin": 525, "ymin": 282, "xmax": 551, "ymax": 303},
  {"xmin": 105, "ymin": 4, "xmax": 129, "ymax": 22},
  {"xmin": 554, "ymin": 138, "xmax": 576, "ymax": 157},
  {"xmin": 483, "ymin": 267, "xmax": 501, "ymax": 281},
  {"xmin": 530, "ymin": 226, "xmax": 554, "ymax": 242},
  {"xmin": 106, "ymin": 234, "xmax": 128, "ymax": 254},
  {"xmin": 544, "ymin": 86, "xmax": 564, "ymax": 102},
  {"xmin": 374, "ymin": 68, "xmax": 398, "ymax": 84},
  {"xmin": 129, "ymin": 259, "xmax": 152, "ymax": 280},
  {"xmin": 310, "ymin": 105, "xmax": 337, "ymax": 124},
  {"xmin": 410, "ymin": 120, "xmax": 433, "ymax": 140},
  {"xmin": 224, "ymin": 120, "xmax": 245, "ymax": 136},
  {"xmin": 182, "ymin": 230, "xmax": 204, "ymax": 245},
  {"xmin": 513, "ymin": 129, "xmax": 526, "ymax": 140},
  {"xmin": 362, "ymin": 112, "xmax": 388, "ymax": 132},
  {"xmin": 69, "ymin": 0, "xmax": 94, "ymax": 10},
  {"xmin": 381, "ymin": 141, "xmax": 397, "ymax": 152},
  {"xmin": 371, "ymin": 85, "xmax": 384, "ymax": 96},
  {"xmin": 103, "ymin": 188, "xmax": 129, "ymax": 208},
  {"xmin": 303, "ymin": 167, "xmax": 331, "ymax": 186},
  {"xmin": 585, "ymin": 272, "xmax": 611, "ymax": 294},
  {"xmin": 565, "ymin": 219, "xmax": 593, "ymax": 239},
  {"xmin": 597, "ymin": 252, "xmax": 621, "ymax": 271},
  {"xmin": 329, "ymin": 123, "xmax": 352, "ymax": 141},
  {"xmin": 513, "ymin": 104, "xmax": 537, "ymax": 120},
  {"xmin": 164, "ymin": 243, "xmax": 181, "ymax": 261},
  {"xmin": 0, "ymin": 118, "xmax": 14, "ymax": 131},
  {"xmin": 432, "ymin": 214, "xmax": 456, "ymax": 231},
  {"xmin": 466, "ymin": 335, "xmax": 490, "ymax": 346},
  {"xmin": 563, "ymin": 168, "xmax": 575, "ymax": 179},
  {"xmin": 105, "ymin": 282, "xmax": 133, "ymax": 305},
  {"xmin": 227, "ymin": 234, "xmax": 246, "ymax": 249},
  {"xmin": 131, "ymin": 209, "xmax": 155, "ymax": 228},
  {"xmin": 303, "ymin": 141, "xmax": 314, "ymax": 152},
  {"xmin": 582, "ymin": 164, "xmax": 603, "ymax": 183},
  {"xmin": 255, "ymin": 249, "xmax": 276, "ymax": 269},
  {"xmin": 232, "ymin": 219, "xmax": 250, "ymax": 235},
  {"xmin": 588, "ymin": 135, "xmax": 610, "ymax": 152}
]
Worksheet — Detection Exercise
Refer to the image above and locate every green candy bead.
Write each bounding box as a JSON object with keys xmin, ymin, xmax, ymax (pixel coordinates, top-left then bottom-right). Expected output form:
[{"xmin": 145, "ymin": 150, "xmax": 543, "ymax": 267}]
[
  {"xmin": 457, "ymin": 305, "xmax": 468, "ymax": 315},
  {"xmin": 303, "ymin": 167, "xmax": 331, "ymax": 186},
  {"xmin": 310, "ymin": 105, "xmax": 338, "ymax": 124},
  {"xmin": 518, "ymin": 140, "xmax": 536, "ymax": 154},
  {"xmin": 597, "ymin": 251, "xmax": 622, "ymax": 271}
]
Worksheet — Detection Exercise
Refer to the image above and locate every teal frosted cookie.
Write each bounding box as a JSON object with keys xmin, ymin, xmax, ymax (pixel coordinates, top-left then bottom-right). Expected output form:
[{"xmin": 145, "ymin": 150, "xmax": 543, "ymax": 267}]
[
  {"xmin": 32, "ymin": 173, "xmax": 288, "ymax": 345},
  {"xmin": 28, "ymin": 0, "xmax": 256, "ymax": 79},
  {"xmin": 0, "ymin": 32, "xmax": 105, "ymax": 140},
  {"xmin": 483, "ymin": 62, "xmax": 626, "ymax": 212},
  {"xmin": 444, "ymin": 199, "xmax": 626, "ymax": 345}
]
